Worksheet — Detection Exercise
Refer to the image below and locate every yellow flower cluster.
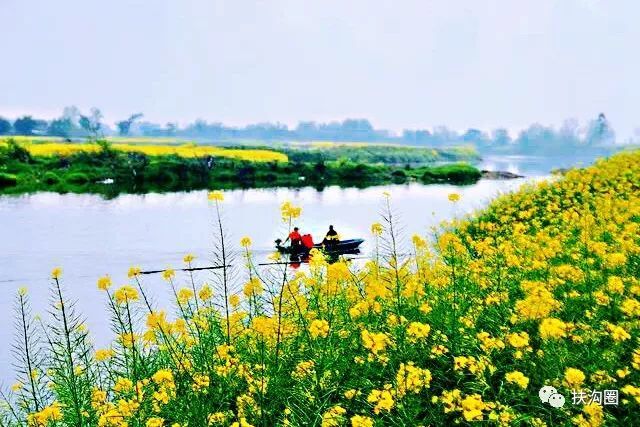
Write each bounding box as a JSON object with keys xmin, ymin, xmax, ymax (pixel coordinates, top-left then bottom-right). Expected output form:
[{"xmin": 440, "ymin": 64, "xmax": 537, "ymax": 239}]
[
  {"xmin": 406, "ymin": 321, "xmax": 431, "ymax": 342},
  {"xmin": 395, "ymin": 362, "xmax": 432, "ymax": 397},
  {"xmin": 366, "ymin": 387, "xmax": 395, "ymax": 414},
  {"xmin": 280, "ymin": 201, "xmax": 302, "ymax": 221},
  {"xmin": 26, "ymin": 402, "xmax": 62, "ymax": 426},
  {"xmin": 114, "ymin": 285, "xmax": 139, "ymax": 304},
  {"xmin": 361, "ymin": 329, "xmax": 391, "ymax": 355},
  {"xmin": 309, "ymin": 319, "xmax": 330, "ymax": 339},
  {"xmin": 505, "ymin": 371, "xmax": 529, "ymax": 389},
  {"xmin": 16, "ymin": 140, "xmax": 288, "ymax": 162}
]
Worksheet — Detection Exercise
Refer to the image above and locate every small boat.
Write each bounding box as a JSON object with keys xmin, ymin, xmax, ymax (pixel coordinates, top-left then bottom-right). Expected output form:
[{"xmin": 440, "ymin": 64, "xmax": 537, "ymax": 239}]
[{"xmin": 275, "ymin": 238, "xmax": 364, "ymax": 257}]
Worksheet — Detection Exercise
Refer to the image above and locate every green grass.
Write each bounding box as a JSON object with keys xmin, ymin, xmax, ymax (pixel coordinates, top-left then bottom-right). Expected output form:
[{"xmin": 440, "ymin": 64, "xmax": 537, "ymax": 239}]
[{"xmin": 0, "ymin": 139, "xmax": 482, "ymax": 196}]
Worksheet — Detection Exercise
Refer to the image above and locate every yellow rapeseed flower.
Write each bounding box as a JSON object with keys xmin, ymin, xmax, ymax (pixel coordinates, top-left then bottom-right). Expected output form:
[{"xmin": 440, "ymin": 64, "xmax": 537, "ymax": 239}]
[
  {"xmin": 208, "ymin": 191, "xmax": 224, "ymax": 202},
  {"xmin": 97, "ymin": 275, "xmax": 112, "ymax": 291},
  {"xmin": 240, "ymin": 236, "xmax": 252, "ymax": 248},
  {"xmin": 146, "ymin": 417, "xmax": 164, "ymax": 427},
  {"xmin": 539, "ymin": 318, "xmax": 567, "ymax": 340},
  {"xmin": 406, "ymin": 321, "xmax": 431, "ymax": 342},
  {"xmin": 229, "ymin": 294, "xmax": 241, "ymax": 307},
  {"xmin": 199, "ymin": 284, "xmax": 213, "ymax": 301},
  {"xmin": 114, "ymin": 285, "xmax": 139, "ymax": 304},
  {"xmin": 367, "ymin": 388, "xmax": 394, "ymax": 414},
  {"xmin": 127, "ymin": 266, "xmax": 141, "ymax": 278},
  {"xmin": 95, "ymin": 348, "xmax": 115, "ymax": 362},
  {"xmin": 448, "ymin": 193, "xmax": 461, "ymax": 202},
  {"xmin": 177, "ymin": 288, "xmax": 194, "ymax": 304},
  {"xmin": 370, "ymin": 222, "xmax": 383, "ymax": 236},
  {"xmin": 564, "ymin": 367, "xmax": 586, "ymax": 388},
  {"xmin": 505, "ymin": 371, "xmax": 529, "ymax": 389},
  {"xmin": 309, "ymin": 319, "xmax": 330, "ymax": 339},
  {"xmin": 162, "ymin": 268, "xmax": 175, "ymax": 281},
  {"xmin": 350, "ymin": 415, "xmax": 374, "ymax": 427}
]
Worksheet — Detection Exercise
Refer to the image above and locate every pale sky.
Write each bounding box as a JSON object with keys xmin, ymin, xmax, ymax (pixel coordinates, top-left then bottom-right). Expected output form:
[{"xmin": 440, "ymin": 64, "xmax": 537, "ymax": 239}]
[{"xmin": 1, "ymin": 0, "xmax": 639, "ymax": 137}]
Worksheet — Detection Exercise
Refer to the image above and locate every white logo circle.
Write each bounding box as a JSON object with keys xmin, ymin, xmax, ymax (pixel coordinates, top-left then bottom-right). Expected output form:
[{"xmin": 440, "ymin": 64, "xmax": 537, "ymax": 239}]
[
  {"xmin": 548, "ymin": 393, "xmax": 565, "ymax": 408},
  {"xmin": 539, "ymin": 386, "xmax": 557, "ymax": 403}
]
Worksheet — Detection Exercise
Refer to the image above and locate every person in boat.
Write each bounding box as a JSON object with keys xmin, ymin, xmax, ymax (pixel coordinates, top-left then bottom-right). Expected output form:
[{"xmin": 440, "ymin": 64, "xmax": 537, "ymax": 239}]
[
  {"xmin": 283, "ymin": 227, "xmax": 303, "ymax": 249},
  {"xmin": 322, "ymin": 225, "xmax": 339, "ymax": 246}
]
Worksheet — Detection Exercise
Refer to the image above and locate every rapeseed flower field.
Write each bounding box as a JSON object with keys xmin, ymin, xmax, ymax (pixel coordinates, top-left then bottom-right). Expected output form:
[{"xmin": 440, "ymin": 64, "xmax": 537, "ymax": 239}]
[
  {"xmin": 0, "ymin": 139, "xmax": 287, "ymax": 163},
  {"xmin": 2, "ymin": 151, "xmax": 639, "ymax": 426}
]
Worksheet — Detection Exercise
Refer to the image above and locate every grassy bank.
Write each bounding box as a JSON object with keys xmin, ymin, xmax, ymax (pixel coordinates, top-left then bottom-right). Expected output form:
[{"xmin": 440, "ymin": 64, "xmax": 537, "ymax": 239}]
[
  {"xmin": 272, "ymin": 141, "xmax": 479, "ymax": 165},
  {"xmin": 0, "ymin": 139, "xmax": 481, "ymax": 196},
  {"xmin": 2, "ymin": 151, "xmax": 639, "ymax": 425}
]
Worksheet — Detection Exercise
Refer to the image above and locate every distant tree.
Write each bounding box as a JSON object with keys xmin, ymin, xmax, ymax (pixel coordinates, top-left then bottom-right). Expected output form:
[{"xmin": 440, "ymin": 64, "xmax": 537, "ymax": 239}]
[
  {"xmin": 462, "ymin": 129, "xmax": 488, "ymax": 145},
  {"xmin": 79, "ymin": 108, "xmax": 103, "ymax": 138},
  {"xmin": 340, "ymin": 119, "xmax": 375, "ymax": 140},
  {"xmin": 48, "ymin": 118, "xmax": 73, "ymax": 137},
  {"xmin": 116, "ymin": 113, "xmax": 143, "ymax": 136},
  {"xmin": 515, "ymin": 123, "xmax": 555, "ymax": 152},
  {"xmin": 165, "ymin": 122, "xmax": 177, "ymax": 136},
  {"xmin": 491, "ymin": 128, "xmax": 511, "ymax": 147},
  {"xmin": 402, "ymin": 129, "xmax": 433, "ymax": 144},
  {"xmin": 558, "ymin": 118, "xmax": 580, "ymax": 146},
  {"xmin": 432, "ymin": 126, "xmax": 458, "ymax": 146},
  {"xmin": 585, "ymin": 113, "xmax": 615, "ymax": 146},
  {"xmin": 0, "ymin": 117, "xmax": 11, "ymax": 135},
  {"xmin": 137, "ymin": 121, "xmax": 163, "ymax": 136},
  {"xmin": 295, "ymin": 121, "xmax": 319, "ymax": 139},
  {"xmin": 62, "ymin": 106, "xmax": 81, "ymax": 124},
  {"xmin": 13, "ymin": 116, "xmax": 38, "ymax": 135}
]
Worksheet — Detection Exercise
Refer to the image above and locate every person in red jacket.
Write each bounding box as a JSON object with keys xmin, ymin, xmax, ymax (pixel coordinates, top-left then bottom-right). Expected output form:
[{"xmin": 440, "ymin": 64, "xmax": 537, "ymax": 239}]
[{"xmin": 284, "ymin": 227, "xmax": 302, "ymax": 248}]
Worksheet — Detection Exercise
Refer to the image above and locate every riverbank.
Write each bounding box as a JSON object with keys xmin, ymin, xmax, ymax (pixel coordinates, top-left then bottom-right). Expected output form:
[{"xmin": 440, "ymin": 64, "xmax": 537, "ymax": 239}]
[{"xmin": 0, "ymin": 139, "xmax": 482, "ymax": 196}]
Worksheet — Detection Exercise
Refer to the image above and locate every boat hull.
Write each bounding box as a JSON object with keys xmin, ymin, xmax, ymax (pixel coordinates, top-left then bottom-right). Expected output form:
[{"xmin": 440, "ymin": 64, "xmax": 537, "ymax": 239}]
[{"xmin": 276, "ymin": 238, "xmax": 364, "ymax": 256}]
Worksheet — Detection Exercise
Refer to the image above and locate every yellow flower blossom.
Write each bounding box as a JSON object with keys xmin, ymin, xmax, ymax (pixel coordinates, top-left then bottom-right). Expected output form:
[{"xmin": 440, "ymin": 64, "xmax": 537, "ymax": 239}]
[
  {"xmin": 361, "ymin": 329, "xmax": 391, "ymax": 354},
  {"xmin": 97, "ymin": 275, "xmax": 112, "ymax": 291},
  {"xmin": 127, "ymin": 266, "xmax": 141, "ymax": 278},
  {"xmin": 208, "ymin": 191, "xmax": 224, "ymax": 201},
  {"xmin": 539, "ymin": 318, "xmax": 567, "ymax": 340},
  {"xmin": 350, "ymin": 415, "xmax": 374, "ymax": 427},
  {"xmin": 199, "ymin": 284, "xmax": 213, "ymax": 301},
  {"xmin": 146, "ymin": 418, "xmax": 164, "ymax": 427},
  {"xmin": 448, "ymin": 192, "xmax": 461, "ymax": 202},
  {"xmin": 564, "ymin": 367, "xmax": 586, "ymax": 389},
  {"xmin": 505, "ymin": 371, "xmax": 529, "ymax": 389},
  {"xmin": 162, "ymin": 268, "xmax": 175, "ymax": 281},
  {"xmin": 370, "ymin": 222, "xmax": 383, "ymax": 236},
  {"xmin": 309, "ymin": 319, "xmax": 330, "ymax": 339},
  {"xmin": 367, "ymin": 388, "xmax": 394, "ymax": 414},
  {"xmin": 114, "ymin": 285, "xmax": 139, "ymax": 304},
  {"xmin": 406, "ymin": 321, "xmax": 431, "ymax": 342}
]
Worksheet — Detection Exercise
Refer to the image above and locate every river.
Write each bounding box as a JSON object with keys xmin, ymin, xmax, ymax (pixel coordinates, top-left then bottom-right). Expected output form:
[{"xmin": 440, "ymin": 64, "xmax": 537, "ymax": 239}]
[{"xmin": 0, "ymin": 153, "xmax": 601, "ymax": 384}]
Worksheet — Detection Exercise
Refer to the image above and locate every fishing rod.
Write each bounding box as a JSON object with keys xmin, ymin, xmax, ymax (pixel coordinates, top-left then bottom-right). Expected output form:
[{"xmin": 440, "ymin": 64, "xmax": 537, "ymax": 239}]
[
  {"xmin": 0, "ymin": 265, "xmax": 232, "ymax": 283},
  {"xmin": 0, "ymin": 257, "xmax": 376, "ymax": 283}
]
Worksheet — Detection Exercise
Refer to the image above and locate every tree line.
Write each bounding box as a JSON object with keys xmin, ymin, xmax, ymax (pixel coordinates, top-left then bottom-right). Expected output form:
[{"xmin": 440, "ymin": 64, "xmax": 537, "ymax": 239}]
[{"xmin": 0, "ymin": 106, "xmax": 619, "ymax": 154}]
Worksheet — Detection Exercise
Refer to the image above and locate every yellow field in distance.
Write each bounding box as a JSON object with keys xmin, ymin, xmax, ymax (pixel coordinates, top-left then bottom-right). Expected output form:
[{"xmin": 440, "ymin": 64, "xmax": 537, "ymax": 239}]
[{"xmin": 0, "ymin": 138, "xmax": 288, "ymax": 163}]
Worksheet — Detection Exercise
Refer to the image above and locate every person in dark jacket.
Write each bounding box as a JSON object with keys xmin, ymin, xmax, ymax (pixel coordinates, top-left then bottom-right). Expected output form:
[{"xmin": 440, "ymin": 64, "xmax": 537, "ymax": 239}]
[{"xmin": 322, "ymin": 225, "xmax": 339, "ymax": 245}]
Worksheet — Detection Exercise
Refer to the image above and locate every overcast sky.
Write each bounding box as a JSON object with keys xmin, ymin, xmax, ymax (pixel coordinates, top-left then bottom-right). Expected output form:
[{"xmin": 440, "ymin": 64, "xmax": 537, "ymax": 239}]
[{"xmin": 1, "ymin": 0, "xmax": 638, "ymax": 137}]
